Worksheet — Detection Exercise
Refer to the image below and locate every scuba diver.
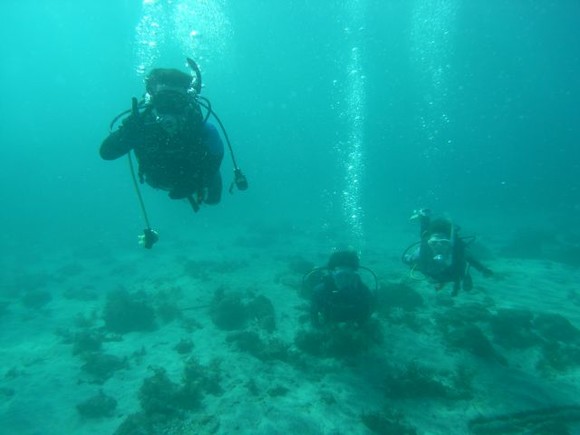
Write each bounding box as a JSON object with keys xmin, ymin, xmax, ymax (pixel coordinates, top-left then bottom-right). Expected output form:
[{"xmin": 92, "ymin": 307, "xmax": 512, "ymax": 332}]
[
  {"xmin": 402, "ymin": 209, "xmax": 493, "ymax": 296},
  {"xmin": 100, "ymin": 58, "xmax": 247, "ymax": 249},
  {"xmin": 305, "ymin": 250, "xmax": 377, "ymax": 327}
]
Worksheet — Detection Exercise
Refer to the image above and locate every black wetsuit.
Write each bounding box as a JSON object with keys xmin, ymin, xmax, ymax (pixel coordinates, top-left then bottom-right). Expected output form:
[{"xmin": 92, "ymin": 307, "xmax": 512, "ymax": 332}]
[
  {"xmin": 311, "ymin": 269, "xmax": 374, "ymax": 326},
  {"xmin": 100, "ymin": 107, "xmax": 224, "ymax": 205}
]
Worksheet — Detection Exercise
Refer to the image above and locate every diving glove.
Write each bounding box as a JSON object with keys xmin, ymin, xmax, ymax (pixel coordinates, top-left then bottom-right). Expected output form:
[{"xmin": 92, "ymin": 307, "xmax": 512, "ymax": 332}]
[
  {"xmin": 120, "ymin": 113, "xmax": 143, "ymax": 138},
  {"xmin": 410, "ymin": 208, "xmax": 430, "ymax": 221},
  {"xmin": 120, "ymin": 97, "xmax": 143, "ymax": 138}
]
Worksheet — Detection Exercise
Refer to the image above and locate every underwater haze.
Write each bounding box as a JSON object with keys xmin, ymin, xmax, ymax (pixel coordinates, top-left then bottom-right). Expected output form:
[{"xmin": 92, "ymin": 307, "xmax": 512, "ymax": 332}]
[
  {"xmin": 1, "ymin": 1, "xmax": 580, "ymax": 434},
  {"xmin": 0, "ymin": 0, "xmax": 578, "ymax": 250}
]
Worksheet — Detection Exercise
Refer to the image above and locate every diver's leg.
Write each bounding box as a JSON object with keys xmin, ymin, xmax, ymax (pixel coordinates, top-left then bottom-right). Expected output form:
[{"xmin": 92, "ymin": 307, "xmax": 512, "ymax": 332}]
[
  {"xmin": 451, "ymin": 280, "xmax": 460, "ymax": 297},
  {"xmin": 463, "ymin": 272, "xmax": 473, "ymax": 291},
  {"xmin": 205, "ymin": 172, "xmax": 223, "ymax": 205}
]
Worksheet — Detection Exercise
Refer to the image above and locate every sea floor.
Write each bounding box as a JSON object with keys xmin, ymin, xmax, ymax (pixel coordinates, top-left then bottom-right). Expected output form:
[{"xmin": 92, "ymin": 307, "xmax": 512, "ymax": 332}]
[{"xmin": 1, "ymin": 216, "xmax": 580, "ymax": 434}]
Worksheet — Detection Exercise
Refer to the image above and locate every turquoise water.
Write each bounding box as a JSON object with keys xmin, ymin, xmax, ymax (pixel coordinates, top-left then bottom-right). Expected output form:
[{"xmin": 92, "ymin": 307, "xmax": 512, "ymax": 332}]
[
  {"xmin": 1, "ymin": 1, "xmax": 578, "ymax": 250},
  {"xmin": 1, "ymin": 1, "xmax": 580, "ymax": 434}
]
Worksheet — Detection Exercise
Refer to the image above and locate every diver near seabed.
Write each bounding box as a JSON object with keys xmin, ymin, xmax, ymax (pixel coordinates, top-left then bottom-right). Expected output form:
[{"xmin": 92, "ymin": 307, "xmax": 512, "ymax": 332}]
[
  {"xmin": 402, "ymin": 208, "xmax": 493, "ymax": 296},
  {"xmin": 100, "ymin": 57, "xmax": 247, "ymax": 249},
  {"xmin": 304, "ymin": 249, "xmax": 377, "ymax": 327}
]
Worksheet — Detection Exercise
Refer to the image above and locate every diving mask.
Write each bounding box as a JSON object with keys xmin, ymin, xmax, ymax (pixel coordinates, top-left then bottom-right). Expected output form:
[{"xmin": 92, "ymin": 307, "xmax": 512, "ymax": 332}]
[
  {"xmin": 331, "ymin": 267, "xmax": 357, "ymax": 292},
  {"xmin": 151, "ymin": 90, "xmax": 191, "ymax": 114},
  {"xmin": 150, "ymin": 82, "xmax": 194, "ymax": 113},
  {"xmin": 427, "ymin": 234, "xmax": 452, "ymax": 254},
  {"xmin": 428, "ymin": 234, "xmax": 452, "ymax": 269},
  {"xmin": 149, "ymin": 87, "xmax": 192, "ymax": 135}
]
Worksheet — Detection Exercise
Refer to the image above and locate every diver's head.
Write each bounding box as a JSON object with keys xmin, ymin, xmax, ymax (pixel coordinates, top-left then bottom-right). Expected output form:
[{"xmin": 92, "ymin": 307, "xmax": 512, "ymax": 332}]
[
  {"xmin": 426, "ymin": 217, "xmax": 453, "ymax": 238},
  {"xmin": 145, "ymin": 68, "xmax": 194, "ymax": 115},
  {"xmin": 427, "ymin": 233, "xmax": 452, "ymax": 256},
  {"xmin": 327, "ymin": 249, "xmax": 360, "ymax": 271},
  {"xmin": 427, "ymin": 232, "xmax": 453, "ymax": 271}
]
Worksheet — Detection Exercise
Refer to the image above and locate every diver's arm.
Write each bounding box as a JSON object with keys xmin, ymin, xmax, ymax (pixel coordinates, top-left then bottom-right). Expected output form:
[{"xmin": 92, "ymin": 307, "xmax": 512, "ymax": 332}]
[
  {"xmin": 310, "ymin": 283, "xmax": 327, "ymax": 328},
  {"xmin": 410, "ymin": 208, "xmax": 431, "ymax": 237},
  {"xmin": 419, "ymin": 213, "xmax": 431, "ymax": 236},
  {"xmin": 99, "ymin": 114, "xmax": 144, "ymax": 160},
  {"xmin": 201, "ymin": 122, "xmax": 225, "ymax": 174},
  {"xmin": 466, "ymin": 255, "xmax": 493, "ymax": 277},
  {"xmin": 406, "ymin": 209, "xmax": 432, "ymax": 272},
  {"xmin": 99, "ymin": 129, "xmax": 133, "ymax": 160}
]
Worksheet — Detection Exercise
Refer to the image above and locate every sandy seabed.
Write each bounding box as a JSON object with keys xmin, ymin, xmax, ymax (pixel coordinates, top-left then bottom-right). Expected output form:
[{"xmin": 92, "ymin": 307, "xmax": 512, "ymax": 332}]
[{"xmin": 1, "ymin": 216, "xmax": 580, "ymax": 435}]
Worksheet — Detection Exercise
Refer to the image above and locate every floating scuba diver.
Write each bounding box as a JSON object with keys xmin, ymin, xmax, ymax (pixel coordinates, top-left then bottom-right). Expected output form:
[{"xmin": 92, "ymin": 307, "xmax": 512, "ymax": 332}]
[
  {"xmin": 100, "ymin": 58, "xmax": 247, "ymax": 249},
  {"xmin": 402, "ymin": 209, "xmax": 493, "ymax": 296}
]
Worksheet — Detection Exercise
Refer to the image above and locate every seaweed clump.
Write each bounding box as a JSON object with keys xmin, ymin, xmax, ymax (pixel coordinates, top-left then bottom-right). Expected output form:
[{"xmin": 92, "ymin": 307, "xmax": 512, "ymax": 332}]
[
  {"xmin": 490, "ymin": 308, "xmax": 539, "ymax": 349},
  {"xmin": 76, "ymin": 390, "xmax": 117, "ymax": 418},
  {"xmin": 533, "ymin": 313, "xmax": 580, "ymax": 344},
  {"xmin": 383, "ymin": 362, "xmax": 474, "ymax": 401},
  {"xmin": 361, "ymin": 410, "xmax": 417, "ymax": 435},
  {"xmin": 139, "ymin": 368, "xmax": 182, "ymax": 416},
  {"xmin": 376, "ymin": 282, "xmax": 424, "ymax": 314},
  {"xmin": 468, "ymin": 405, "xmax": 580, "ymax": 434},
  {"xmin": 246, "ymin": 295, "xmax": 276, "ymax": 332},
  {"xmin": 81, "ymin": 353, "xmax": 128, "ymax": 384},
  {"xmin": 226, "ymin": 331, "xmax": 289, "ymax": 362},
  {"xmin": 174, "ymin": 337, "xmax": 194, "ymax": 355},
  {"xmin": 21, "ymin": 290, "xmax": 52, "ymax": 309},
  {"xmin": 536, "ymin": 341, "xmax": 580, "ymax": 375},
  {"xmin": 115, "ymin": 358, "xmax": 222, "ymax": 434},
  {"xmin": 295, "ymin": 321, "xmax": 383, "ymax": 359},
  {"xmin": 103, "ymin": 289, "xmax": 156, "ymax": 334},
  {"xmin": 444, "ymin": 325, "xmax": 507, "ymax": 366},
  {"xmin": 210, "ymin": 289, "xmax": 277, "ymax": 333},
  {"xmin": 72, "ymin": 329, "xmax": 105, "ymax": 356},
  {"xmin": 209, "ymin": 289, "xmax": 248, "ymax": 330}
]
